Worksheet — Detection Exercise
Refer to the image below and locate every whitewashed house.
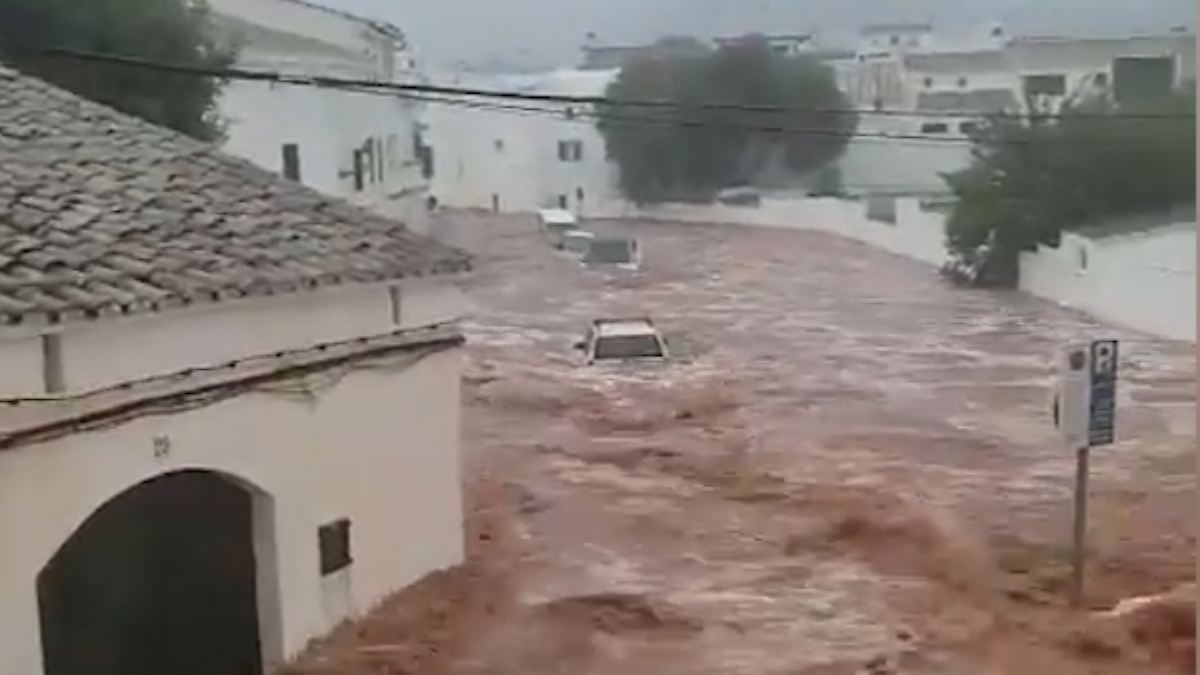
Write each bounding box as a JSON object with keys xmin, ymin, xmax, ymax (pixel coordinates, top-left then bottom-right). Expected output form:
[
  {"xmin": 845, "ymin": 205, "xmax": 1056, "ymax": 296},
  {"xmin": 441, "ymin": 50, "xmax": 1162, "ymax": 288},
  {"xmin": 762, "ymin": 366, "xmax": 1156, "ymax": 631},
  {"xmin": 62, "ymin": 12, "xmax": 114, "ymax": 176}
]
[
  {"xmin": 428, "ymin": 68, "xmax": 624, "ymax": 216},
  {"xmin": 209, "ymin": 0, "xmax": 434, "ymax": 233},
  {"xmin": 0, "ymin": 65, "xmax": 470, "ymax": 674}
]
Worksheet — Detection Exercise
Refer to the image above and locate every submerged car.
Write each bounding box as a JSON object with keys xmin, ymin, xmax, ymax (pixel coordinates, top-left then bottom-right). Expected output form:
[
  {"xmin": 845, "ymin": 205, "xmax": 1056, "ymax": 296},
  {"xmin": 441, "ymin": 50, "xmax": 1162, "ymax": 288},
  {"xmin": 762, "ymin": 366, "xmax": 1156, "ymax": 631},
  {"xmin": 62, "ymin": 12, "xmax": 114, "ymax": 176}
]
[
  {"xmin": 563, "ymin": 229, "xmax": 595, "ymax": 257},
  {"xmin": 575, "ymin": 318, "xmax": 669, "ymax": 365},
  {"xmin": 582, "ymin": 237, "xmax": 640, "ymax": 271},
  {"xmin": 537, "ymin": 208, "xmax": 580, "ymax": 249}
]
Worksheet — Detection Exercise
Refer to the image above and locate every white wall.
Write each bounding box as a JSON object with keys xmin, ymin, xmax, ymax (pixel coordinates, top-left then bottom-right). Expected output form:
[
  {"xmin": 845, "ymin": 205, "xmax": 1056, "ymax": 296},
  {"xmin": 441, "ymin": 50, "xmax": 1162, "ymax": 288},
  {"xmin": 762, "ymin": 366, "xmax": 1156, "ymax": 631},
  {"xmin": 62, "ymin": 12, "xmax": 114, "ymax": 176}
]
[
  {"xmin": 428, "ymin": 69, "xmax": 624, "ymax": 217},
  {"xmin": 212, "ymin": 0, "xmax": 431, "ymax": 234},
  {"xmin": 0, "ymin": 280, "xmax": 466, "ymax": 399},
  {"xmin": 0, "ymin": 335, "xmax": 43, "ymax": 397},
  {"xmin": 1020, "ymin": 223, "xmax": 1196, "ymax": 341},
  {"xmin": 0, "ymin": 345, "xmax": 464, "ymax": 674},
  {"xmin": 603, "ymin": 195, "xmax": 952, "ymax": 267},
  {"xmin": 220, "ymin": 80, "xmax": 430, "ymax": 233}
]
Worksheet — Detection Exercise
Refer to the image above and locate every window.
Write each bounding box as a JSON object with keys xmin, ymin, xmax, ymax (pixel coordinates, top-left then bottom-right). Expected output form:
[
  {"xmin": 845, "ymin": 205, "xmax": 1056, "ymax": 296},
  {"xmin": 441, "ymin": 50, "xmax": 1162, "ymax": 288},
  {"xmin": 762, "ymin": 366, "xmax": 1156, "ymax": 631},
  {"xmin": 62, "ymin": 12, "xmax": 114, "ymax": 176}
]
[
  {"xmin": 352, "ymin": 149, "xmax": 365, "ymax": 192},
  {"xmin": 866, "ymin": 196, "xmax": 897, "ymax": 224},
  {"xmin": 281, "ymin": 143, "xmax": 301, "ymax": 181},
  {"xmin": 558, "ymin": 194, "xmax": 568, "ymax": 209},
  {"xmin": 959, "ymin": 121, "xmax": 980, "ymax": 135},
  {"xmin": 318, "ymin": 519, "xmax": 352, "ymax": 576},
  {"xmin": 576, "ymin": 187, "xmax": 585, "ymax": 203},
  {"xmin": 923, "ymin": 77, "xmax": 933, "ymax": 89},
  {"xmin": 1024, "ymin": 74, "xmax": 1067, "ymax": 97},
  {"xmin": 957, "ymin": 77, "xmax": 968, "ymax": 88},
  {"xmin": 494, "ymin": 139, "xmax": 505, "ymax": 153},
  {"xmin": 920, "ymin": 122, "xmax": 949, "ymax": 134},
  {"xmin": 1095, "ymin": 72, "xmax": 1109, "ymax": 88},
  {"xmin": 558, "ymin": 140, "xmax": 583, "ymax": 162},
  {"xmin": 375, "ymin": 137, "xmax": 385, "ymax": 182},
  {"xmin": 890, "ymin": 35, "xmax": 900, "ymax": 46}
]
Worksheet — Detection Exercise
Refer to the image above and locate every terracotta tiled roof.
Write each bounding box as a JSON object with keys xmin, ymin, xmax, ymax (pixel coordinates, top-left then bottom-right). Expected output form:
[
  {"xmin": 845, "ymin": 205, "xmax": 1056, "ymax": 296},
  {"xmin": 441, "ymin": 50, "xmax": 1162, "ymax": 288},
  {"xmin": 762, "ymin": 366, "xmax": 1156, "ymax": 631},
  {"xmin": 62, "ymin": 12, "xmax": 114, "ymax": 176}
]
[{"xmin": 0, "ymin": 64, "xmax": 468, "ymax": 327}]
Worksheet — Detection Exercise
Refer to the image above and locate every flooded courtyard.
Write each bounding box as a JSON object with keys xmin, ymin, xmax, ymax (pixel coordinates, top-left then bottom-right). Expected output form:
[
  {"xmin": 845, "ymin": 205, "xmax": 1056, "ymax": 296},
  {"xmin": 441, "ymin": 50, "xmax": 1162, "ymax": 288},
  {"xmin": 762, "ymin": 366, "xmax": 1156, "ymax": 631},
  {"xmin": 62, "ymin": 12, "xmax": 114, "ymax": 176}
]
[{"xmin": 288, "ymin": 212, "xmax": 1195, "ymax": 675}]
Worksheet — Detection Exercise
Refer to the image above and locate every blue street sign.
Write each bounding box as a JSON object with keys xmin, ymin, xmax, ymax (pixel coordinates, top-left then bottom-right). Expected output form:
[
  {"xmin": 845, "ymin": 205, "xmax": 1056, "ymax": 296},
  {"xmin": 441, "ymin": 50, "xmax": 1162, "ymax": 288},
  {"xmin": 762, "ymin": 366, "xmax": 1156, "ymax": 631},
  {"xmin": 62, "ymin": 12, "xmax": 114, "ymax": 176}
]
[{"xmin": 1088, "ymin": 340, "xmax": 1118, "ymax": 447}]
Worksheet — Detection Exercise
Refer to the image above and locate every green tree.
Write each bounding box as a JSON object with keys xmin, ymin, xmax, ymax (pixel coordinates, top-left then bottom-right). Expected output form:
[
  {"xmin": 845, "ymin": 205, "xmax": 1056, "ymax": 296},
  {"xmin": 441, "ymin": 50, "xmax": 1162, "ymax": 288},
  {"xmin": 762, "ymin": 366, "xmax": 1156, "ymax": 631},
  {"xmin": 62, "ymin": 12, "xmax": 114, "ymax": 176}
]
[
  {"xmin": 0, "ymin": 0, "xmax": 237, "ymax": 141},
  {"xmin": 597, "ymin": 36, "xmax": 857, "ymax": 205},
  {"xmin": 944, "ymin": 92, "xmax": 1196, "ymax": 285}
]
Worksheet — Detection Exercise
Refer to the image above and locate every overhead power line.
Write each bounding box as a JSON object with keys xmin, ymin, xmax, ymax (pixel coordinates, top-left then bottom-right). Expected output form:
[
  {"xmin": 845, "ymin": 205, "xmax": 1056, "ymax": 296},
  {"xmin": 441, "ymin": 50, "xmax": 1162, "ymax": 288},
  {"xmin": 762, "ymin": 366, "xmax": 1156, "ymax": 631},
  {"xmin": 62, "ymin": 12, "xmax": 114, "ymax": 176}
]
[{"xmin": 38, "ymin": 47, "xmax": 1196, "ymax": 122}]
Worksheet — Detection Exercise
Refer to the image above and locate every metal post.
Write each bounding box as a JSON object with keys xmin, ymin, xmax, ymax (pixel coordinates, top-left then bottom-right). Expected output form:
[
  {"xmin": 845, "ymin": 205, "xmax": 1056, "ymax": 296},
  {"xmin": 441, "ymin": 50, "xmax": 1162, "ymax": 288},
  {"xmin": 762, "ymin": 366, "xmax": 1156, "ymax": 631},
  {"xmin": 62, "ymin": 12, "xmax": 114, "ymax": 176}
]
[{"xmin": 1071, "ymin": 445, "xmax": 1090, "ymax": 608}]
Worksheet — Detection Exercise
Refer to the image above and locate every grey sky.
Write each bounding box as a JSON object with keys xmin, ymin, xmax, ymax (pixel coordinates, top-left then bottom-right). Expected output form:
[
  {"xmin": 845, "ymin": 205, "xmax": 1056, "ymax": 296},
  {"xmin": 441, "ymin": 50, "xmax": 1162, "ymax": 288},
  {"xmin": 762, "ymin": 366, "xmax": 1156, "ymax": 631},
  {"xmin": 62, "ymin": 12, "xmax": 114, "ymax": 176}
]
[{"xmin": 326, "ymin": 0, "xmax": 1195, "ymax": 70}]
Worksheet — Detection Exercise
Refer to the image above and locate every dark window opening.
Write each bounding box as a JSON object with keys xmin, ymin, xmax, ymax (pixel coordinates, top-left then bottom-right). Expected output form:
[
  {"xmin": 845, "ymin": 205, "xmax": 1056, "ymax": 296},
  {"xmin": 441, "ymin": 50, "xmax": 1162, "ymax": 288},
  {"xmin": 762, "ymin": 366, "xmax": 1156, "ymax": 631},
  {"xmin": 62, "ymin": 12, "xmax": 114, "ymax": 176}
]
[
  {"xmin": 1114, "ymin": 56, "xmax": 1175, "ymax": 104},
  {"xmin": 920, "ymin": 122, "xmax": 949, "ymax": 134},
  {"xmin": 923, "ymin": 77, "xmax": 933, "ymax": 88},
  {"xmin": 281, "ymin": 144, "xmax": 301, "ymax": 181},
  {"xmin": 1094, "ymin": 71, "xmax": 1109, "ymax": 88},
  {"xmin": 352, "ymin": 149, "xmax": 365, "ymax": 192},
  {"xmin": 866, "ymin": 196, "xmax": 897, "ymax": 224},
  {"xmin": 595, "ymin": 335, "xmax": 664, "ymax": 360},
  {"xmin": 319, "ymin": 519, "xmax": 352, "ymax": 576},
  {"xmin": 959, "ymin": 121, "xmax": 980, "ymax": 134},
  {"xmin": 1024, "ymin": 74, "xmax": 1067, "ymax": 97},
  {"xmin": 557, "ymin": 194, "xmax": 568, "ymax": 209},
  {"xmin": 957, "ymin": 77, "xmax": 968, "ymax": 88},
  {"xmin": 576, "ymin": 187, "xmax": 585, "ymax": 202},
  {"xmin": 558, "ymin": 140, "xmax": 583, "ymax": 162}
]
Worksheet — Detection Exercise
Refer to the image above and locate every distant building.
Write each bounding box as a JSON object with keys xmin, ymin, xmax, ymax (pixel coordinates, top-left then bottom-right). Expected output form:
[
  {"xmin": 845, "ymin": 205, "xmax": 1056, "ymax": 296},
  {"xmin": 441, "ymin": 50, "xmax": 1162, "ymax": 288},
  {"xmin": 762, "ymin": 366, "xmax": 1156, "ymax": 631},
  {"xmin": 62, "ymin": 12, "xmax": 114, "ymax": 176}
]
[
  {"xmin": 209, "ymin": 0, "xmax": 433, "ymax": 233},
  {"xmin": 427, "ymin": 68, "xmax": 624, "ymax": 216},
  {"xmin": 860, "ymin": 23, "xmax": 935, "ymax": 52},
  {"xmin": 713, "ymin": 33, "xmax": 814, "ymax": 57},
  {"xmin": 580, "ymin": 36, "xmax": 710, "ymax": 70}
]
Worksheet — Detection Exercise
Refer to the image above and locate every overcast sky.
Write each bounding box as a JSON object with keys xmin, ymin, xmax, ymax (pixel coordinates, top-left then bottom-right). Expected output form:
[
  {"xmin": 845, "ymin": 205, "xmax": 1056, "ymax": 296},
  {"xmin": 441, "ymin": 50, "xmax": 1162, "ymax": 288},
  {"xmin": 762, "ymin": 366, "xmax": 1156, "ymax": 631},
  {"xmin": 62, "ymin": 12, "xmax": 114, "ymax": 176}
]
[{"xmin": 325, "ymin": 0, "xmax": 1195, "ymax": 70}]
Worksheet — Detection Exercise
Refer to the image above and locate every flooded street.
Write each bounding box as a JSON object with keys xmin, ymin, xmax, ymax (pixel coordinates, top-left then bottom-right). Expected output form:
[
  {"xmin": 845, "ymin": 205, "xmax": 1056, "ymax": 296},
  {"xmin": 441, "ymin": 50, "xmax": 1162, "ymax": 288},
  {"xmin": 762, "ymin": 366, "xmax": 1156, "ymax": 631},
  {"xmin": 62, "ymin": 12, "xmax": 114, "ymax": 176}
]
[{"xmin": 289, "ymin": 212, "xmax": 1195, "ymax": 675}]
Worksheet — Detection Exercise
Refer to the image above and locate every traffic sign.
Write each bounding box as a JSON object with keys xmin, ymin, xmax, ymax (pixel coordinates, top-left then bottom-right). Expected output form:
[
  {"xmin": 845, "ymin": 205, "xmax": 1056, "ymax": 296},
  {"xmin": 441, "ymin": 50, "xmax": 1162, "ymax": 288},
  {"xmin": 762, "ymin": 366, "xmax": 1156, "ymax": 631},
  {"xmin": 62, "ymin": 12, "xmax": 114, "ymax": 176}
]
[{"xmin": 1088, "ymin": 339, "xmax": 1118, "ymax": 447}]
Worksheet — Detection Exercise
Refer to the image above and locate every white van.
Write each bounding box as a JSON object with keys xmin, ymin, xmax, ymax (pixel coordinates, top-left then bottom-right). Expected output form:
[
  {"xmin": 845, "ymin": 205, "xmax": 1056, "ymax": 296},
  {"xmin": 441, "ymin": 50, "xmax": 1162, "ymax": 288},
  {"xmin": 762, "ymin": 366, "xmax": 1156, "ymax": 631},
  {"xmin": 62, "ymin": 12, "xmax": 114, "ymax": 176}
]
[{"xmin": 537, "ymin": 208, "xmax": 580, "ymax": 249}]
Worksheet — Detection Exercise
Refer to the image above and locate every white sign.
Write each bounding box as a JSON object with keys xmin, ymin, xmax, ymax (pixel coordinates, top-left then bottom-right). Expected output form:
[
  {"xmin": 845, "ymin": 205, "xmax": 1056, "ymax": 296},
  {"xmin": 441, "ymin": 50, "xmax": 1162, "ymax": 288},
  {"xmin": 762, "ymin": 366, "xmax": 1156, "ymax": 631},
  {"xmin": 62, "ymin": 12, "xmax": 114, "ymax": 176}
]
[{"xmin": 1053, "ymin": 340, "xmax": 1119, "ymax": 448}]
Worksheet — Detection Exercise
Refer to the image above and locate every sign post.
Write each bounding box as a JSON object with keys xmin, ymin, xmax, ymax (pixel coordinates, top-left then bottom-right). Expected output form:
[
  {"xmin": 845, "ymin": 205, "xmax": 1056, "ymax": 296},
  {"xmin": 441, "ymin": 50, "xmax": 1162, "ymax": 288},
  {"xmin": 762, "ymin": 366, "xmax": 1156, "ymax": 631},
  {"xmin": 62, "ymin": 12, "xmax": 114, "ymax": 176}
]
[{"xmin": 1055, "ymin": 339, "xmax": 1118, "ymax": 608}]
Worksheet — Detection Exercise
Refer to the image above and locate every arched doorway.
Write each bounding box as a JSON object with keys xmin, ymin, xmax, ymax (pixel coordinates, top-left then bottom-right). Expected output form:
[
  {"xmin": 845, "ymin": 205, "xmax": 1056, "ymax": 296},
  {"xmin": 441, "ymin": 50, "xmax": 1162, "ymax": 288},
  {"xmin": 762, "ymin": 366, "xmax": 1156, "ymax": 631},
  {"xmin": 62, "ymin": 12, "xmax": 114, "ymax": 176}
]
[{"xmin": 37, "ymin": 470, "xmax": 270, "ymax": 675}]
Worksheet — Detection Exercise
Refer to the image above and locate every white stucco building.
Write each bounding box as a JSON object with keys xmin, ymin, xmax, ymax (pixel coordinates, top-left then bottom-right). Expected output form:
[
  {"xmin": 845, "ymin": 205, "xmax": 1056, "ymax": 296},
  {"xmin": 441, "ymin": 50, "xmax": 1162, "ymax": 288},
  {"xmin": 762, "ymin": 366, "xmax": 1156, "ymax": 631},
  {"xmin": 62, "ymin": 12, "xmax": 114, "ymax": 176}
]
[
  {"xmin": 209, "ymin": 0, "xmax": 434, "ymax": 233},
  {"xmin": 427, "ymin": 68, "xmax": 624, "ymax": 216},
  {"xmin": 836, "ymin": 28, "xmax": 1195, "ymax": 196},
  {"xmin": 0, "ymin": 65, "xmax": 470, "ymax": 674}
]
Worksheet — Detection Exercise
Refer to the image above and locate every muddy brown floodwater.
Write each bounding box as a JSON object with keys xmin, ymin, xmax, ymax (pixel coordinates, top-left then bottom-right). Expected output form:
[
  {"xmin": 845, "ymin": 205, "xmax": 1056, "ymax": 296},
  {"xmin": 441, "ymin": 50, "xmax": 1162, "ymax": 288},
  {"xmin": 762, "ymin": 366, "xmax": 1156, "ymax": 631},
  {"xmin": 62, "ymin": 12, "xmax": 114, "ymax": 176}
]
[{"xmin": 286, "ymin": 212, "xmax": 1196, "ymax": 675}]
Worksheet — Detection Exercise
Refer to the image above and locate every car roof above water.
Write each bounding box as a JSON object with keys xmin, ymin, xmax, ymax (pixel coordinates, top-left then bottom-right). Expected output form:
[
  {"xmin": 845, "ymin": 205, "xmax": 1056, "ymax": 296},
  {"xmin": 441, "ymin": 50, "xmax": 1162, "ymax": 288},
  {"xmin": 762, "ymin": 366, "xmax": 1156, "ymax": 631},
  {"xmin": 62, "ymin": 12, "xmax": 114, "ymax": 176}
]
[{"xmin": 593, "ymin": 318, "xmax": 657, "ymax": 337}]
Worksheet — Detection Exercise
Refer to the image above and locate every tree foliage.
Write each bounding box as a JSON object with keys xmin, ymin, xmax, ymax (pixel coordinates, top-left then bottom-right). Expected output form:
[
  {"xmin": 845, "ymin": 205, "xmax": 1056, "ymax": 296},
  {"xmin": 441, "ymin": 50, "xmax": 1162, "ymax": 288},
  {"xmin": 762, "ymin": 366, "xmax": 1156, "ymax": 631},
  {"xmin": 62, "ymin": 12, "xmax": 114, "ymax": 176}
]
[
  {"xmin": 597, "ymin": 36, "xmax": 857, "ymax": 205},
  {"xmin": 0, "ymin": 0, "xmax": 237, "ymax": 141},
  {"xmin": 944, "ymin": 91, "xmax": 1196, "ymax": 285}
]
